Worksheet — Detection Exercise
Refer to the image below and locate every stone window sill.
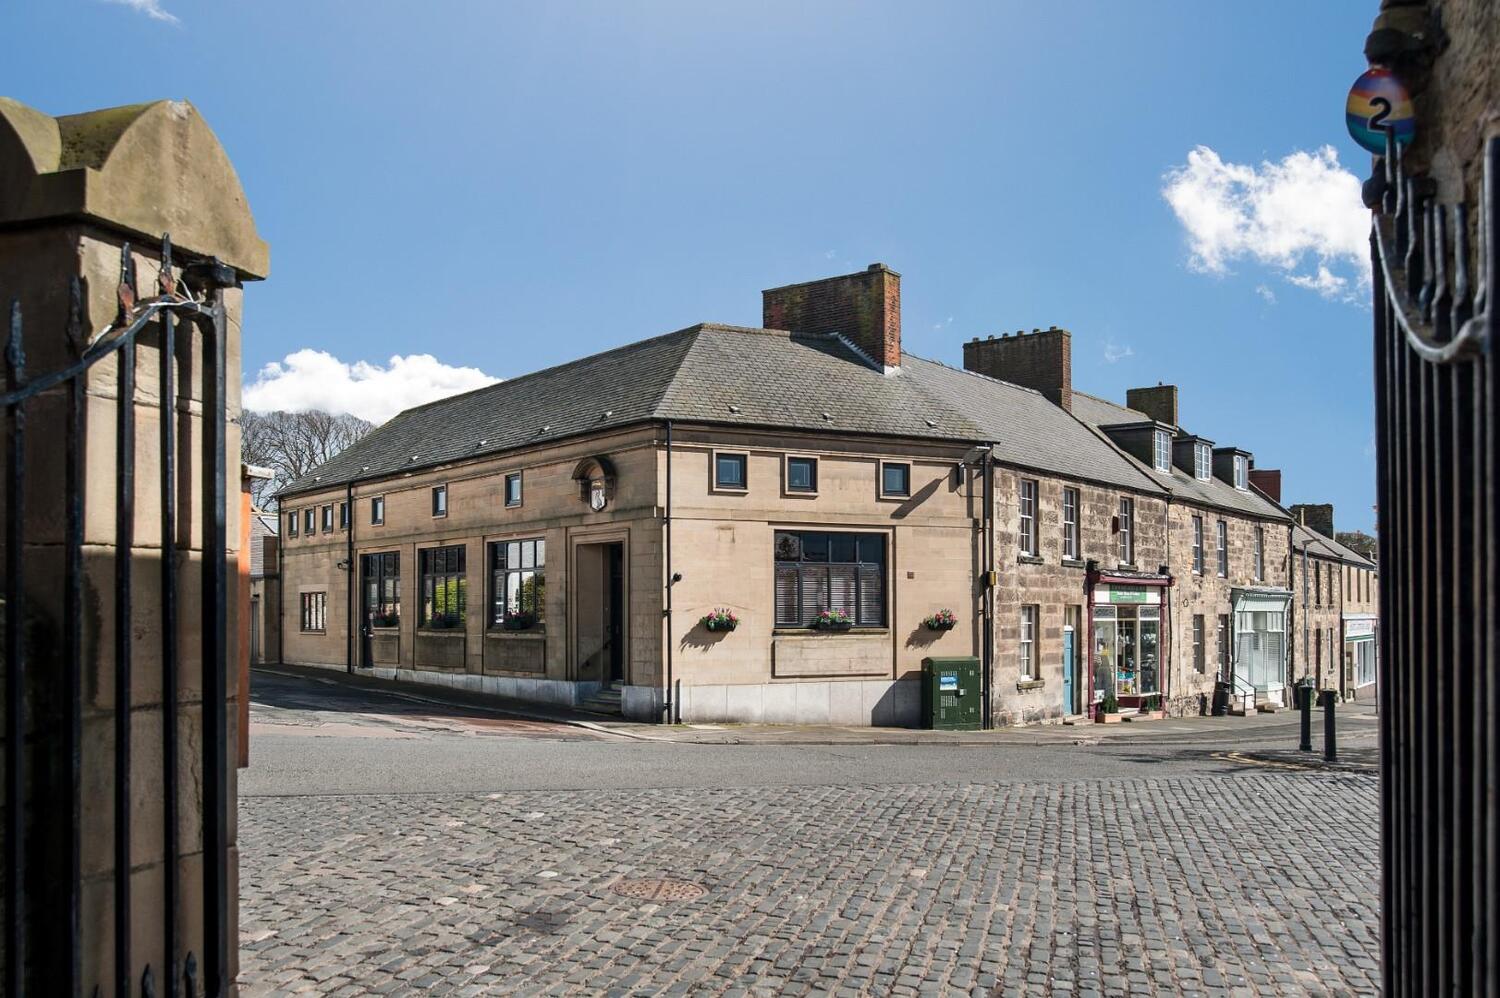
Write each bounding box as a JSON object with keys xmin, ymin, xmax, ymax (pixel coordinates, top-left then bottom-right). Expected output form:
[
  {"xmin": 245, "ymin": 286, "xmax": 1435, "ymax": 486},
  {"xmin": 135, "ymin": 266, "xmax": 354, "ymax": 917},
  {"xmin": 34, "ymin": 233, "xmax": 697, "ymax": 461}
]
[
  {"xmin": 486, "ymin": 628, "xmax": 547, "ymax": 639},
  {"xmin": 1016, "ymin": 554, "xmax": 1044, "ymax": 565},
  {"xmin": 1061, "ymin": 558, "xmax": 1086, "ymax": 569},
  {"xmin": 1016, "ymin": 678, "xmax": 1045, "ymax": 692},
  {"xmin": 417, "ymin": 628, "xmax": 466, "ymax": 637},
  {"xmin": 773, "ymin": 628, "xmax": 889, "ymax": 637}
]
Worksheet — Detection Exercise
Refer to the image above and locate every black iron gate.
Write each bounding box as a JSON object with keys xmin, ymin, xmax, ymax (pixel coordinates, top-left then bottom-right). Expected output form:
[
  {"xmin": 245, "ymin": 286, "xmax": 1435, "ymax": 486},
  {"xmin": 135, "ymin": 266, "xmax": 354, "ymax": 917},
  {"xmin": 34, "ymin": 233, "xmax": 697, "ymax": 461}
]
[
  {"xmin": 1371, "ymin": 130, "xmax": 1498, "ymax": 994},
  {"xmin": 2, "ymin": 237, "xmax": 236, "ymax": 997}
]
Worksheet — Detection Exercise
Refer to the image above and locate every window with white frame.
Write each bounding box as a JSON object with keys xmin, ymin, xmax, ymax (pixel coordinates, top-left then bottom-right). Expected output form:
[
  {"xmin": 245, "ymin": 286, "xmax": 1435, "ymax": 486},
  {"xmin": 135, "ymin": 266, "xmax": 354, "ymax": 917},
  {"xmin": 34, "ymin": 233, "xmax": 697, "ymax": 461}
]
[
  {"xmin": 370, "ymin": 495, "xmax": 385, "ymax": 525},
  {"xmin": 1192, "ymin": 515, "xmax": 1204, "ymax": 574},
  {"xmin": 299, "ymin": 592, "xmax": 327, "ymax": 632},
  {"xmin": 505, "ymin": 472, "xmax": 523, "ymax": 508},
  {"xmin": 1153, "ymin": 429, "xmax": 1171, "ymax": 473},
  {"xmin": 1216, "ymin": 520, "xmax": 1228, "ymax": 577},
  {"xmin": 1117, "ymin": 497, "xmax": 1135, "ymax": 564},
  {"xmin": 1019, "ymin": 605, "xmax": 1037, "ymax": 680},
  {"xmin": 432, "ymin": 484, "xmax": 448, "ymax": 517},
  {"xmin": 1062, "ymin": 486, "xmax": 1080, "ymax": 560},
  {"xmin": 1019, "ymin": 479, "xmax": 1038, "ymax": 556},
  {"xmin": 1194, "ymin": 443, "xmax": 1211, "ymax": 481},
  {"xmin": 1234, "ymin": 455, "xmax": 1249, "ymax": 490},
  {"xmin": 1254, "ymin": 526, "xmax": 1265, "ymax": 581}
]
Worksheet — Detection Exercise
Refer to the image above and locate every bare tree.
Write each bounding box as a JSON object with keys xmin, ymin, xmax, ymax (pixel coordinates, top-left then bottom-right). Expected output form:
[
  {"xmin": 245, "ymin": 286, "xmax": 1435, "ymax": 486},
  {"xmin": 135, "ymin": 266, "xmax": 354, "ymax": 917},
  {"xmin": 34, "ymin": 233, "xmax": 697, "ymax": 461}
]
[{"xmin": 240, "ymin": 409, "xmax": 374, "ymax": 510}]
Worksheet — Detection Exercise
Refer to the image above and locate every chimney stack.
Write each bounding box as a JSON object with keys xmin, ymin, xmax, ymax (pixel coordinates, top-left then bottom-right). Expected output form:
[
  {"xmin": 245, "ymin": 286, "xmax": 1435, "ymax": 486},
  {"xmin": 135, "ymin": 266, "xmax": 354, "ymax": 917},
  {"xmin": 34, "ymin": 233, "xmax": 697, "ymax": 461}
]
[
  {"xmin": 1248, "ymin": 468, "xmax": 1282, "ymax": 503},
  {"xmin": 962, "ymin": 325, "xmax": 1073, "ymax": 412},
  {"xmin": 1126, "ymin": 384, "xmax": 1178, "ymax": 427},
  {"xmin": 1289, "ymin": 503, "xmax": 1335, "ymax": 538},
  {"xmin": 762, "ymin": 263, "xmax": 901, "ymax": 371}
]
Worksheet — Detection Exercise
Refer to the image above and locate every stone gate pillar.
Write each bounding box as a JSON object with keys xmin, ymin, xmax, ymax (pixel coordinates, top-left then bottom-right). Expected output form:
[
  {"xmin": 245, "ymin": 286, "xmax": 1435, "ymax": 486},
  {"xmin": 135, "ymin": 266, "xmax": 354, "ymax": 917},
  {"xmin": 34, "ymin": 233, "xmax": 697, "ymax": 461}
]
[{"xmin": 0, "ymin": 97, "xmax": 268, "ymax": 996}]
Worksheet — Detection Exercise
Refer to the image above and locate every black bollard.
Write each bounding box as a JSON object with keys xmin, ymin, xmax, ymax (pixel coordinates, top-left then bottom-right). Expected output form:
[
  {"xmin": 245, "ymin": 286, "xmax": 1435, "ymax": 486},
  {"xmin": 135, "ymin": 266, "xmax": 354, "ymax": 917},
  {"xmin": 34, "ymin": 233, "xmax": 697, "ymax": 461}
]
[
  {"xmin": 1299, "ymin": 684, "xmax": 1313, "ymax": 752},
  {"xmin": 1322, "ymin": 689, "xmax": 1337, "ymax": 762}
]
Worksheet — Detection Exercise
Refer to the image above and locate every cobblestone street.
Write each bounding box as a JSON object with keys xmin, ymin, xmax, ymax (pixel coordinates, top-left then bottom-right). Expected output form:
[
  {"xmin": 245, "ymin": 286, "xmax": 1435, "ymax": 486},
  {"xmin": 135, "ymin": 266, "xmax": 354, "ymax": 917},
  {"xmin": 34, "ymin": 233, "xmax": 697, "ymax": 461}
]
[{"xmin": 239, "ymin": 670, "xmax": 1380, "ymax": 996}]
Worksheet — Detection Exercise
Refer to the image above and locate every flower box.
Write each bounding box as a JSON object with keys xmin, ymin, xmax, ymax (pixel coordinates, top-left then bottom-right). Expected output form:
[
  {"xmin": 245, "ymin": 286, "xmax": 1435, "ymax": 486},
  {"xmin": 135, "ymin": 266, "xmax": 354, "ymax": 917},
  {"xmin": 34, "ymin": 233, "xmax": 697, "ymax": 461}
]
[
  {"xmin": 701, "ymin": 609, "xmax": 739, "ymax": 633},
  {"xmin": 923, "ymin": 609, "xmax": 958, "ymax": 631},
  {"xmin": 813, "ymin": 610, "xmax": 853, "ymax": 632}
]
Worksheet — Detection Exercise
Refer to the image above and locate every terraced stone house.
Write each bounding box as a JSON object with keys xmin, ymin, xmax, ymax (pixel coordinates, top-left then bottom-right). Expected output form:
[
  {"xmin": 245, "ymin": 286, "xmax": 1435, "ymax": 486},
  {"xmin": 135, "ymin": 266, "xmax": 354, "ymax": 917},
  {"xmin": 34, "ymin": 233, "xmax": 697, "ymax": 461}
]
[{"xmin": 276, "ymin": 264, "xmax": 1355, "ymax": 725}]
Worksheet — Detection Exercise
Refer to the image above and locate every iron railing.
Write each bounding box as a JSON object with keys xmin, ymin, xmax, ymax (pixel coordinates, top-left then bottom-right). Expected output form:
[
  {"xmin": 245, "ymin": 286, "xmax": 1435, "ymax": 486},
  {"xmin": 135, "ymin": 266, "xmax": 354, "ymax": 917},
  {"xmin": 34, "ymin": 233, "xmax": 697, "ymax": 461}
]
[
  {"xmin": 1372, "ymin": 128, "xmax": 1498, "ymax": 995},
  {"xmin": 1, "ymin": 237, "xmax": 235, "ymax": 997}
]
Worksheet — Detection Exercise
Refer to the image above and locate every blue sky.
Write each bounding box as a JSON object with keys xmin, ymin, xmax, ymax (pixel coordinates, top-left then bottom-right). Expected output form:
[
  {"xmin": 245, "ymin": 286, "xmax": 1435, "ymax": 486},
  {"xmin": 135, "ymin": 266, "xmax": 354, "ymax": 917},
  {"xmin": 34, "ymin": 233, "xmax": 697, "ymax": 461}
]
[{"xmin": 10, "ymin": 1, "xmax": 1379, "ymax": 531}]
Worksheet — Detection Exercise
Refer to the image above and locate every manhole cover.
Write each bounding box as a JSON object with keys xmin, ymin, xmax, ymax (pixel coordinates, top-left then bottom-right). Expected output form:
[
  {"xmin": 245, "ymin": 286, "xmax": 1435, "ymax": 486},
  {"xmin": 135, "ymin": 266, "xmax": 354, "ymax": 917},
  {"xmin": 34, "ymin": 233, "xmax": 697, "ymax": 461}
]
[{"xmin": 609, "ymin": 877, "xmax": 706, "ymax": 902}]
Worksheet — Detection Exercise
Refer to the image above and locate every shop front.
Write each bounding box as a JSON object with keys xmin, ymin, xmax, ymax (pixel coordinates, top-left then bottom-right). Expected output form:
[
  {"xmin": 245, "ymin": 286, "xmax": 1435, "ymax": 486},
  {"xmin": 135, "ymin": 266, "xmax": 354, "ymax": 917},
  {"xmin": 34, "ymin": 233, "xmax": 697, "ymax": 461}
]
[
  {"xmin": 1344, "ymin": 614, "xmax": 1378, "ymax": 697},
  {"xmin": 1088, "ymin": 571, "xmax": 1171, "ymax": 711},
  {"xmin": 1232, "ymin": 588, "xmax": 1293, "ymax": 702}
]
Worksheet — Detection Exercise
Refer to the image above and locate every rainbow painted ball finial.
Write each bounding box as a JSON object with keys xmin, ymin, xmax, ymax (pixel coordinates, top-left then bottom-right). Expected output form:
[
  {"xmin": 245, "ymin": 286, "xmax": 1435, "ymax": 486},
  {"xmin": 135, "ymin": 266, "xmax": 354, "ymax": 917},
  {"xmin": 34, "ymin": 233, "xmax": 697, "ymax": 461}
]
[{"xmin": 1346, "ymin": 67, "xmax": 1415, "ymax": 155}]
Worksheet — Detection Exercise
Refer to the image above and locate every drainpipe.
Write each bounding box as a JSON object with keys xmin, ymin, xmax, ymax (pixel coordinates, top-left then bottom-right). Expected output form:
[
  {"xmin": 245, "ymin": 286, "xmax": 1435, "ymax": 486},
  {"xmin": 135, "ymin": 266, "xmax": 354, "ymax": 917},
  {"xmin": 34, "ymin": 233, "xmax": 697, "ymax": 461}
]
[
  {"xmin": 662, "ymin": 420, "xmax": 675, "ymax": 724},
  {"xmin": 981, "ymin": 449, "xmax": 994, "ymax": 729},
  {"xmin": 1162, "ymin": 498, "xmax": 1172, "ymax": 712},
  {"xmin": 345, "ymin": 482, "xmax": 354, "ymax": 674},
  {"xmin": 276, "ymin": 508, "xmax": 285, "ymax": 667}
]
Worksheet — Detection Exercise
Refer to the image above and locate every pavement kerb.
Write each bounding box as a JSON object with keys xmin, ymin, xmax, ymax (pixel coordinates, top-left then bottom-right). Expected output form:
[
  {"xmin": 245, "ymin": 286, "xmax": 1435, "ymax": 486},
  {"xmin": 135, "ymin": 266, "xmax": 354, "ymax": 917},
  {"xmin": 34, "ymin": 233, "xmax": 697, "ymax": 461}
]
[
  {"xmin": 254, "ymin": 664, "xmax": 676, "ymax": 743},
  {"xmin": 255, "ymin": 663, "xmax": 1380, "ymax": 749}
]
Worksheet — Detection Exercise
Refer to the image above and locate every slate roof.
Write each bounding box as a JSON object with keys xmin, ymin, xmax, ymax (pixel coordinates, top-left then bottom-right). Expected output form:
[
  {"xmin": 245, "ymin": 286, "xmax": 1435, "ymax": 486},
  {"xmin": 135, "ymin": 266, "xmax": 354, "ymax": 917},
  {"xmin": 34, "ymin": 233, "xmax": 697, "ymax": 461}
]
[
  {"xmin": 1069, "ymin": 391, "xmax": 1290, "ymax": 522},
  {"xmin": 281, "ymin": 324, "xmax": 1163, "ymax": 497},
  {"xmin": 248, "ymin": 509, "xmax": 278, "ymax": 578},
  {"xmin": 1292, "ymin": 523, "xmax": 1376, "ymax": 568}
]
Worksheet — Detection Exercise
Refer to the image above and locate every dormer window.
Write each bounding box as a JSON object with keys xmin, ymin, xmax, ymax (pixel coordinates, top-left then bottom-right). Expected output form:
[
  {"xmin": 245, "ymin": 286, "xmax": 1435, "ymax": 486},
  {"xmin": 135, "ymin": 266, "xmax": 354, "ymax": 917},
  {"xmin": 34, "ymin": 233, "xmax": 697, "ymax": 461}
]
[
  {"xmin": 1194, "ymin": 443, "xmax": 1211, "ymax": 481},
  {"xmin": 1152, "ymin": 429, "xmax": 1172, "ymax": 473},
  {"xmin": 1234, "ymin": 455, "xmax": 1249, "ymax": 490}
]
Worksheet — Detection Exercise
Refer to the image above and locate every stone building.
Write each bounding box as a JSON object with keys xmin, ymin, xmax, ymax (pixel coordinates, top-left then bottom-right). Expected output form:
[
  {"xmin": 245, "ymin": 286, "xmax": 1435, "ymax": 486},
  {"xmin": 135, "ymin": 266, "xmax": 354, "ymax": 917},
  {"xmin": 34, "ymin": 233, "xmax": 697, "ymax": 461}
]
[
  {"xmin": 1284, "ymin": 502, "xmax": 1379, "ymax": 700},
  {"xmin": 965, "ymin": 332, "xmax": 1295, "ymax": 714},
  {"xmin": 247, "ymin": 505, "xmax": 279, "ymax": 666},
  {"xmin": 278, "ymin": 264, "xmax": 1309, "ymax": 725}
]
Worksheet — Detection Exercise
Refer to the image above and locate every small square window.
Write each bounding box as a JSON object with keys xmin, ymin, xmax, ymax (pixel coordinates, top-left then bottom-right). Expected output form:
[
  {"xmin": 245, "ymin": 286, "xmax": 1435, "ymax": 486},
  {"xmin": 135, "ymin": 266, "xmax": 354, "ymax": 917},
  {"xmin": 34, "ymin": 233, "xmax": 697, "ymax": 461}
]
[
  {"xmin": 714, "ymin": 452, "xmax": 748, "ymax": 491},
  {"xmin": 880, "ymin": 461, "xmax": 911, "ymax": 499},
  {"xmin": 432, "ymin": 484, "xmax": 448, "ymax": 518},
  {"xmin": 786, "ymin": 456, "xmax": 818, "ymax": 494},
  {"xmin": 371, "ymin": 496, "xmax": 385, "ymax": 525},
  {"xmin": 505, "ymin": 472, "xmax": 523, "ymax": 507}
]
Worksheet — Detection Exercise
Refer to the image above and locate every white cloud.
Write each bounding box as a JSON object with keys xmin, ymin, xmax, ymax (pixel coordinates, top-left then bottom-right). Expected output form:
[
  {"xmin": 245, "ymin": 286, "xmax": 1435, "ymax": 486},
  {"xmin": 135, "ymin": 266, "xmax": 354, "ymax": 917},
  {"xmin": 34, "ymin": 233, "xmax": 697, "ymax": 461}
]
[
  {"xmin": 1254, "ymin": 284, "xmax": 1277, "ymax": 305},
  {"xmin": 1103, "ymin": 339, "xmax": 1133, "ymax": 364},
  {"xmin": 243, "ymin": 349, "xmax": 500, "ymax": 425},
  {"xmin": 1162, "ymin": 145, "xmax": 1370, "ymax": 302},
  {"xmin": 102, "ymin": 0, "xmax": 179, "ymax": 24}
]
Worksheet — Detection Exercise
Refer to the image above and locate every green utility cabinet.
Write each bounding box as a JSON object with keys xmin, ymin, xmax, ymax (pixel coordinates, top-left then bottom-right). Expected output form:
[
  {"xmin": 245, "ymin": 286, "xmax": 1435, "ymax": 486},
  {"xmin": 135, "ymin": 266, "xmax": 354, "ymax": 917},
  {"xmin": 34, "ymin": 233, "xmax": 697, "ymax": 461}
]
[{"xmin": 921, "ymin": 656, "xmax": 982, "ymax": 730}]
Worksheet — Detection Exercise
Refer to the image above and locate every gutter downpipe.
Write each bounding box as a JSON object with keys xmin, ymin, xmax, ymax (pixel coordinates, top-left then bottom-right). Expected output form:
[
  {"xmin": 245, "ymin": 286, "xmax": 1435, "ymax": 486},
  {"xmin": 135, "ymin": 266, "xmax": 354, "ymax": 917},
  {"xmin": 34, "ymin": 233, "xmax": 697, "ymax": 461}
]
[
  {"xmin": 276, "ymin": 511, "xmax": 285, "ymax": 667},
  {"xmin": 982, "ymin": 449, "xmax": 995, "ymax": 729},
  {"xmin": 663, "ymin": 420, "xmax": 674, "ymax": 724},
  {"xmin": 346, "ymin": 482, "xmax": 355, "ymax": 674}
]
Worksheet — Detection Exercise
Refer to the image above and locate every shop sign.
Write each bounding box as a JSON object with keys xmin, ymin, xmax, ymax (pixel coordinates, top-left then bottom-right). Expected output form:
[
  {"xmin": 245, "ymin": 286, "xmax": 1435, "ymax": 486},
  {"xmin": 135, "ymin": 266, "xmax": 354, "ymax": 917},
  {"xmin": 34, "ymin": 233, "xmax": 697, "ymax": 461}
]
[
  {"xmin": 1107, "ymin": 585, "xmax": 1149, "ymax": 604},
  {"xmin": 1345, "ymin": 618, "xmax": 1377, "ymax": 638}
]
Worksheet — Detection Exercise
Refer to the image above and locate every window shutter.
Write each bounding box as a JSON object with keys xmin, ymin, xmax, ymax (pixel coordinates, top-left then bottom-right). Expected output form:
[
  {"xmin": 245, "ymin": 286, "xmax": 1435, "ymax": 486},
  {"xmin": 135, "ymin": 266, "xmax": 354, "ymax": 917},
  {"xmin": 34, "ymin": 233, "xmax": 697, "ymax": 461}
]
[
  {"xmin": 799, "ymin": 566, "xmax": 828, "ymax": 625},
  {"xmin": 856, "ymin": 564, "xmax": 883, "ymax": 626},
  {"xmin": 775, "ymin": 565, "xmax": 801, "ymax": 626},
  {"xmin": 828, "ymin": 565, "xmax": 857, "ymax": 619}
]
